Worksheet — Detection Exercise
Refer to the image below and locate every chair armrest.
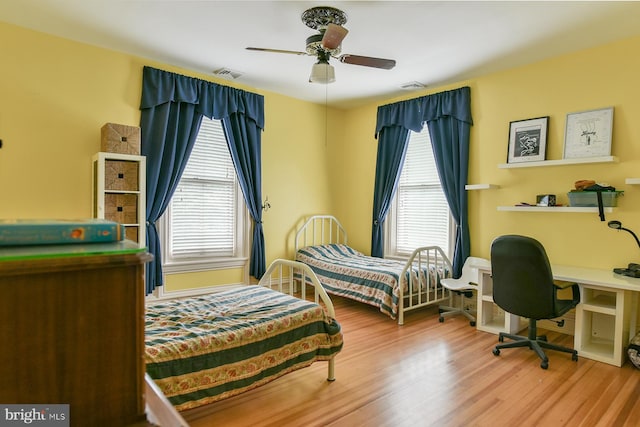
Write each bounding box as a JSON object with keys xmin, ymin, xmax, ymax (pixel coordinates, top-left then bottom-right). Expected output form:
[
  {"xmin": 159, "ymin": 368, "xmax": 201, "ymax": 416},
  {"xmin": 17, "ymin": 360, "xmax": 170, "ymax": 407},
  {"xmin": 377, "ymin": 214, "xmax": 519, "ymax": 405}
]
[{"xmin": 554, "ymin": 281, "xmax": 581, "ymax": 307}]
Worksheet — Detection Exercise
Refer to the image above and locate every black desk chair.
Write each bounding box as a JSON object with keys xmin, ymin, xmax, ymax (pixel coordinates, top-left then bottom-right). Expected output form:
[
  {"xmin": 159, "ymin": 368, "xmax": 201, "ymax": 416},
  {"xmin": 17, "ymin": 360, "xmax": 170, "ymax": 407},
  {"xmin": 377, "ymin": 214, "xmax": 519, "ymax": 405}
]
[{"xmin": 490, "ymin": 235, "xmax": 580, "ymax": 369}]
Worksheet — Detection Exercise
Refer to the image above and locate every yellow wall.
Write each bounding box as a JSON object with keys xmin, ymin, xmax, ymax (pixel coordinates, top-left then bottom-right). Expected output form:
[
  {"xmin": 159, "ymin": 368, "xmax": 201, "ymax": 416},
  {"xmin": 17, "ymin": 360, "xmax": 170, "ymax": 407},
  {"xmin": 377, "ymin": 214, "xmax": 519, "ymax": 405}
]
[
  {"xmin": 2, "ymin": 20, "xmax": 639, "ymax": 288},
  {"xmin": 327, "ymin": 104, "xmax": 380, "ymax": 253},
  {"xmin": 0, "ymin": 23, "xmax": 142, "ymax": 218},
  {"xmin": 0, "ymin": 21, "xmax": 337, "ymax": 290},
  {"xmin": 336, "ymin": 35, "xmax": 640, "ymax": 270},
  {"xmin": 470, "ymin": 37, "xmax": 640, "ymax": 268}
]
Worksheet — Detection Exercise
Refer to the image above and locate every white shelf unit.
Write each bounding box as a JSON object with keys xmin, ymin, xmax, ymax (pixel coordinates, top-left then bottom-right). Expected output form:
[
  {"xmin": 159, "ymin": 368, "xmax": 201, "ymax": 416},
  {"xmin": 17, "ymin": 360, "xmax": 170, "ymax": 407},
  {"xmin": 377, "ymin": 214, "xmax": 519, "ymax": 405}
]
[
  {"xmin": 93, "ymin": 152, "xmax": 146, "ymax": 248},
  {"xmin": 465, "ymin": 184, "xmax": 500, "ymax": 190},
  {"xmin": 626, "ymin": 178, "xmax": 640, "ymax": 185},
  {"xmin": 497, "ymin": 206, "xmax": 615, "ymax": 213},
  {"xmin": 476, "ymin": 269, "xmax": 528, "ymax": 335},
  {"xmin": 498, "ymin": 156, "xmax": 618, "ymax": 169},
  {"xmin": 575, "ymin": 285, "xmax": 632, "ymax": 367}
]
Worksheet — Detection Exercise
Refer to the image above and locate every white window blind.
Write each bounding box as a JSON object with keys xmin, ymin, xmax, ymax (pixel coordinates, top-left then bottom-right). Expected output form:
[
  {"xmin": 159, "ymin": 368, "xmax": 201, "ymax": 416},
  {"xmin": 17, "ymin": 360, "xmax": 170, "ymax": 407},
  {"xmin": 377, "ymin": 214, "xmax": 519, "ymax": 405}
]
[
  {"xmin": 392, "ymin": 127, "xmax": 451, "ymax": 255},
  {"xmin": 168, "ymin": 117, "xmax": 237, "ymax": 258}
]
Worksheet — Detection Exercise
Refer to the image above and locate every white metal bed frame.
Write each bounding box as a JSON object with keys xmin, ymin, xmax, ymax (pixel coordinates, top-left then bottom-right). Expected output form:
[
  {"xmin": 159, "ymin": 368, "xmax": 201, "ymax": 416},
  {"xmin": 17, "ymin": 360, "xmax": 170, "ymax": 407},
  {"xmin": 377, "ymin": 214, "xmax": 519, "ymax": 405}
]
[
  {"xmin": 147, "ymin": 258, "xmax": 341, "ymax": 415},
  {"xmin": 294, "ymin": 215, "xmax": 452, "ymax": 325}
]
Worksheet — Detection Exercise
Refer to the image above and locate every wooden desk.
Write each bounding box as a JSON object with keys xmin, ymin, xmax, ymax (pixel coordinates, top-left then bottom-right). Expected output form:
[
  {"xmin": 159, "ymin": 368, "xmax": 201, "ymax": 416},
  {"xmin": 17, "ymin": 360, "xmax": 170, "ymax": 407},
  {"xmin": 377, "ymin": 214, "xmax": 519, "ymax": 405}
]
[
  {"xmin": 0, "ymin": 242, "xmax": 152, "ymax": 426},
  {"xmin": 476, "ymin": 264, "xmax": 640, "ymax": 367}
]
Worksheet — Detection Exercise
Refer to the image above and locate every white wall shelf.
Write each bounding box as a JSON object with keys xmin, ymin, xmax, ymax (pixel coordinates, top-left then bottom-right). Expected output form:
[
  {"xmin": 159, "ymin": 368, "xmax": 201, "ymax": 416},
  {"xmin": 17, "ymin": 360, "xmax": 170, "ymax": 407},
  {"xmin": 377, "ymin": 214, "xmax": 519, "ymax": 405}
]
[
  {"xmin": 498, "ymin": 156, "xmax": 618, "ymax": 169},
  {"xmin": 626, "ymin": 178, "xmax": 640, "ymax": 185},
  {"xmin": 465, "ymin": 184, "xmax": 500, "ymax": 190},
  {"xmin": 497, "ymin": 206, "xmax": 615, "ymax": 213}
]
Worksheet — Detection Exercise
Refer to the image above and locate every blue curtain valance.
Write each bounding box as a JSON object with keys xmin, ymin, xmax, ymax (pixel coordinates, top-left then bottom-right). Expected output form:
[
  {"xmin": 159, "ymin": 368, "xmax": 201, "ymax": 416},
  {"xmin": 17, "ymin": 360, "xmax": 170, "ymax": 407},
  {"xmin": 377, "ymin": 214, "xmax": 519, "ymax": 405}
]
[
  {"xmin": 139, "ymin": 66, "xmax": 266, "ymax": 294},
  {"xmin": 140, "ymin": 66, "xmax": 265, "ymax": 129},
  {"xmin": 371, "ymin": 85, "xmax": 472, "ymax": 276},
  {"xmin": 375, "ymin": 86, "xmax": 473, "ymax": 137}
]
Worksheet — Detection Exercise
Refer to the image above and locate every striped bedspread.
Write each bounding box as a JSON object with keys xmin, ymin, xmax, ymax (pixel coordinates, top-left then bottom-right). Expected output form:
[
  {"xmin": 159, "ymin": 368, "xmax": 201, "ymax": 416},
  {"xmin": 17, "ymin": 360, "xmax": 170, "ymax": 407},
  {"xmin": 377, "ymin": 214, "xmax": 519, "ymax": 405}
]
[
  {"xmin": 145, "ymin": 285, "xmax": 343, "ymax": 411},
  {"xmin": 296, "ymin": 244, "xmax": 446, "ymax": 319}
]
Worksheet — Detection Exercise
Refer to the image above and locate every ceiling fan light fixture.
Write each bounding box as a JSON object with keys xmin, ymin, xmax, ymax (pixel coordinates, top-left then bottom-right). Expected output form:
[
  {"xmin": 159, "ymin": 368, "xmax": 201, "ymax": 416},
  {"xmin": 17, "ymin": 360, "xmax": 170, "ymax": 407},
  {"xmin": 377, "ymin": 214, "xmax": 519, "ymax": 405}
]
[
  {"xmin": 247, "ymin": 6, "xmax": 395, "ymax": 84},
  {"xmin": 309, "ymin": 62, "xmax": 335, "ymax": 84}
]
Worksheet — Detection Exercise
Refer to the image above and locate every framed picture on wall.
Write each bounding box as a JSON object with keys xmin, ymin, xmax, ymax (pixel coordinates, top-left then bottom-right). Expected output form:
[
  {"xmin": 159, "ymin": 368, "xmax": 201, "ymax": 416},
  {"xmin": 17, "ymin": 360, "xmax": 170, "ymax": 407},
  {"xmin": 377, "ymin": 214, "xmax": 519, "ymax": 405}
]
[
  {"xmin": 563, "ymin": 107, "xmax": 614, "ymax": 159},
  {"xmin": 507, "ymin": 116, "xmax": 549, "ymax": 163}
]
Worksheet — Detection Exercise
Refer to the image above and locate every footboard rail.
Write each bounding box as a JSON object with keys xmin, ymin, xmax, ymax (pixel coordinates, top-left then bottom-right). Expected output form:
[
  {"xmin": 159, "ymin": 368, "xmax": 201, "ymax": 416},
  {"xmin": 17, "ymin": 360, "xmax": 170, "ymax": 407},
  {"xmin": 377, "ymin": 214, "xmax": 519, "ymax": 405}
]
[
  {"xmin": 258, "ymin": 258, "xmax": 338, "ymax": 380},
  {"xmin": 398, "ymin": 246, "xmax": 452, "ymax": 325}
]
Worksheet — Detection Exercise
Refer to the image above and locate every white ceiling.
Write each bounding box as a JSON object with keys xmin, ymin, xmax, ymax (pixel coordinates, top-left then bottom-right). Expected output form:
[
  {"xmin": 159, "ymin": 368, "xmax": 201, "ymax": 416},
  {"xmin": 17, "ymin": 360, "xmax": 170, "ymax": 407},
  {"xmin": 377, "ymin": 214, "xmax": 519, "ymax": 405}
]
[{"xmin": 3, "ymin": 1, "xmax": 640, "ymax": 108}]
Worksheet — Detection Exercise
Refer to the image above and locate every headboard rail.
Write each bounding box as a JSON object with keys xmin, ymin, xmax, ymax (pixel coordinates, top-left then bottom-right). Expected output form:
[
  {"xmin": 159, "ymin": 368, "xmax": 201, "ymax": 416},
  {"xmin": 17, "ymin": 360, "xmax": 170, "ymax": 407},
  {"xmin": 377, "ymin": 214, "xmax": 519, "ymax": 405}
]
[{"xmin": 295, "ymin": 215, "xmax": 348, "ymax": 252}]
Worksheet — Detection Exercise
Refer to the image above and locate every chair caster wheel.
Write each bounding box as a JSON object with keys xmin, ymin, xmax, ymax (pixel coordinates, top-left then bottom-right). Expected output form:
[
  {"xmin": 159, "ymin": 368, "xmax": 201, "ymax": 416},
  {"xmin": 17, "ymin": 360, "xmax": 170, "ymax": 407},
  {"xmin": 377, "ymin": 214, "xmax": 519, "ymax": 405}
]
[
  {"xmin": 572, "ymin": 353, "xmax": 578, "ymax": 362},
  {"xmin": 492, "ymin": 348, "xmax": 500, "ymax": 356},
  {"xmin": 470, "ymin": 321, "xmax": 476, "ymax": 327},
  {"xmin": 498, "ymin": 336, "xmax": 504, "ymax": 343},
  {"xmin": 540, "ymin": 361, "xmax": 549, "ymax": 369},
  {"xmin": 439, "ymin": 317, "xmax": 444, "ymax": 323}
]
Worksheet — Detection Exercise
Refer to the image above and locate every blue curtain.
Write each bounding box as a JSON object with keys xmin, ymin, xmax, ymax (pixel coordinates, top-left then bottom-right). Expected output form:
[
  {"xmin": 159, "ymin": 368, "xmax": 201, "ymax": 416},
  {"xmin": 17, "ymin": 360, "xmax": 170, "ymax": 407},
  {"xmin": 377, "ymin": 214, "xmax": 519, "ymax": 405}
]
[
  {"xmin": 427, "ymin": 115, "xmax": 470, "ymax": 277},
  {"xmin": 222, "ymin": 113, "xmax": 265, "ymax": 279},
  {"xmin": 139, "ymin": 99, "xmax": 202, "ymax": 295},
  {"xmin": 372, "ymin": 87, "xmax": 473, "ymax": 276},
  {"xmin": 370, "ymin": 125, "xmax": 410, "ymax": 257},
  {"xmin": 139, "ymin": 66, "xmax": 265, "ymax": 294}
]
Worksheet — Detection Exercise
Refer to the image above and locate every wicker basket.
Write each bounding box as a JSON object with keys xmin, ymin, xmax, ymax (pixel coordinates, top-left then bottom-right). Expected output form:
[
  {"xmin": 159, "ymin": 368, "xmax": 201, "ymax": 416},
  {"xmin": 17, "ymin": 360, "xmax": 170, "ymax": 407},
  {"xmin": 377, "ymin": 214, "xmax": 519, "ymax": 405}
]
[
  {"xmin": 105, "ymin": 194, "xmax": 138, "ymax": 224},
  {"xmin": 101, "ymin": 123, "xmax": 141, "ymax": 155},
  {"xmin": 125, "ymin": 226, "xmax": 139, "ymax": 243},
  {"xmin": 105, "ymin": 160, "xmax": 139, "ymax": 191}
]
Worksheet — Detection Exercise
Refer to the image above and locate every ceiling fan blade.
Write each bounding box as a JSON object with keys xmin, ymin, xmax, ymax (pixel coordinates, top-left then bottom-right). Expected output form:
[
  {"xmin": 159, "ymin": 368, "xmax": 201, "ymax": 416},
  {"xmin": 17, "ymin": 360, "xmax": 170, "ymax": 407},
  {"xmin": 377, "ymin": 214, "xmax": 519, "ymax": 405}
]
[
  {"xmin": 321, "ymin": 23, "xmax": 349, "ymax": 50},
  {"xmin": 339, "ymin": 54, "xmax": 396, "ymax": 70},
  {"xmin": 246, "ymin": 47, "xmax": 309, "ymax": 56}
]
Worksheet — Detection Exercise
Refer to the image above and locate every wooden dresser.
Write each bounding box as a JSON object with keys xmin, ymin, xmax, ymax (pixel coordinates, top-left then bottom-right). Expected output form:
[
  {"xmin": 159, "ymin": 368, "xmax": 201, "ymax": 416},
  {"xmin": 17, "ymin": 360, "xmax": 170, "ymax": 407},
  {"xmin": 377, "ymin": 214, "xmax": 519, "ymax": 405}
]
[{"xmin": 0, "ymin": 242, "xmax": 152, "ymax": 426}]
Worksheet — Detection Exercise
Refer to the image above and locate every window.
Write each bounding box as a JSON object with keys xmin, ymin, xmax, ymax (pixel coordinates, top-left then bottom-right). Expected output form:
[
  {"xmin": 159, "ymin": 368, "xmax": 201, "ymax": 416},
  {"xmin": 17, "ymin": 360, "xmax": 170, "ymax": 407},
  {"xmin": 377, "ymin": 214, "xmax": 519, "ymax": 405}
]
[
  {"xmin": 385, "ymin": 127, "xmax": 453, "ymax": 258},
  {"xmin": 161, "ymin": 117, "xmax": 247, "ymax": 272}
]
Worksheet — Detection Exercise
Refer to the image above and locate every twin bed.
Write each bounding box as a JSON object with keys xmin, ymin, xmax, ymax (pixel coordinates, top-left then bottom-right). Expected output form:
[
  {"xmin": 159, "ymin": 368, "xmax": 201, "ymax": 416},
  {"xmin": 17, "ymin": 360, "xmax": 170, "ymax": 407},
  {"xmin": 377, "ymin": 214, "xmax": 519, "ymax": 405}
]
[
  {"xmin": 145, "ymin": 259, "xmax": 343, "ymax": 411},
  {"xmin": 145, "ymin": 215, "xmax": 452, "ymax": 412},
  {"xmin": 295, "ymin": 215, "xmax": 453, "ymax": 325}
]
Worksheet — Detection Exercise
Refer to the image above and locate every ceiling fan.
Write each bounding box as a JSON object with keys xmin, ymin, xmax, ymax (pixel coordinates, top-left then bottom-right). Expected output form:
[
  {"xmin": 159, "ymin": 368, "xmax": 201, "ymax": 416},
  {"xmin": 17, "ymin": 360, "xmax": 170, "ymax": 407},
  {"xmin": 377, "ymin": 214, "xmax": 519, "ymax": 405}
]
[{"xmin": 246, "ymin": 6, "xmax": 396, "ymax": 84}]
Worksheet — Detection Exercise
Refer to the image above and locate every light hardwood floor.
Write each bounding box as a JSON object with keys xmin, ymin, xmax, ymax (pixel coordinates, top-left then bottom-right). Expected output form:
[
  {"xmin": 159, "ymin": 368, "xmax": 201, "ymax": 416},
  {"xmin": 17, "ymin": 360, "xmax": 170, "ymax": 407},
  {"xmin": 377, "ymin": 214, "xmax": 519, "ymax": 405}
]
[{"xmin": 183, "ymin": 295, "xmax": 640, "ymax": 427}]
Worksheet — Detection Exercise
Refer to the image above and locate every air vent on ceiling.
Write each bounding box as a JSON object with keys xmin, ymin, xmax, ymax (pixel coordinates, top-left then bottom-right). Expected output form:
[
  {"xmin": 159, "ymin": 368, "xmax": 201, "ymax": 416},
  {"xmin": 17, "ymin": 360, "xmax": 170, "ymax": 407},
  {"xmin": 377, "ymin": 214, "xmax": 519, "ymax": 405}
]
[
  {"xmin": 213, "ymin": 68, "xmax": 243, "ymax": 80},
  {"xmin": 400, "ymin": 81, "xmax": 426, "ymax": 90}
]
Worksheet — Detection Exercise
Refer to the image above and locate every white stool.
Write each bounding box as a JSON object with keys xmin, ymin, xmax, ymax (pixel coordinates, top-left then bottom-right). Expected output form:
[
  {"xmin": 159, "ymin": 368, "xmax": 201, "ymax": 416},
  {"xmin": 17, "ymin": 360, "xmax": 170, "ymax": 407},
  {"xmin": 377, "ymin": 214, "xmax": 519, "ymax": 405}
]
[{"xmin": 439, "ymin": 257, "xmax": 490, "ymax": 326}]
